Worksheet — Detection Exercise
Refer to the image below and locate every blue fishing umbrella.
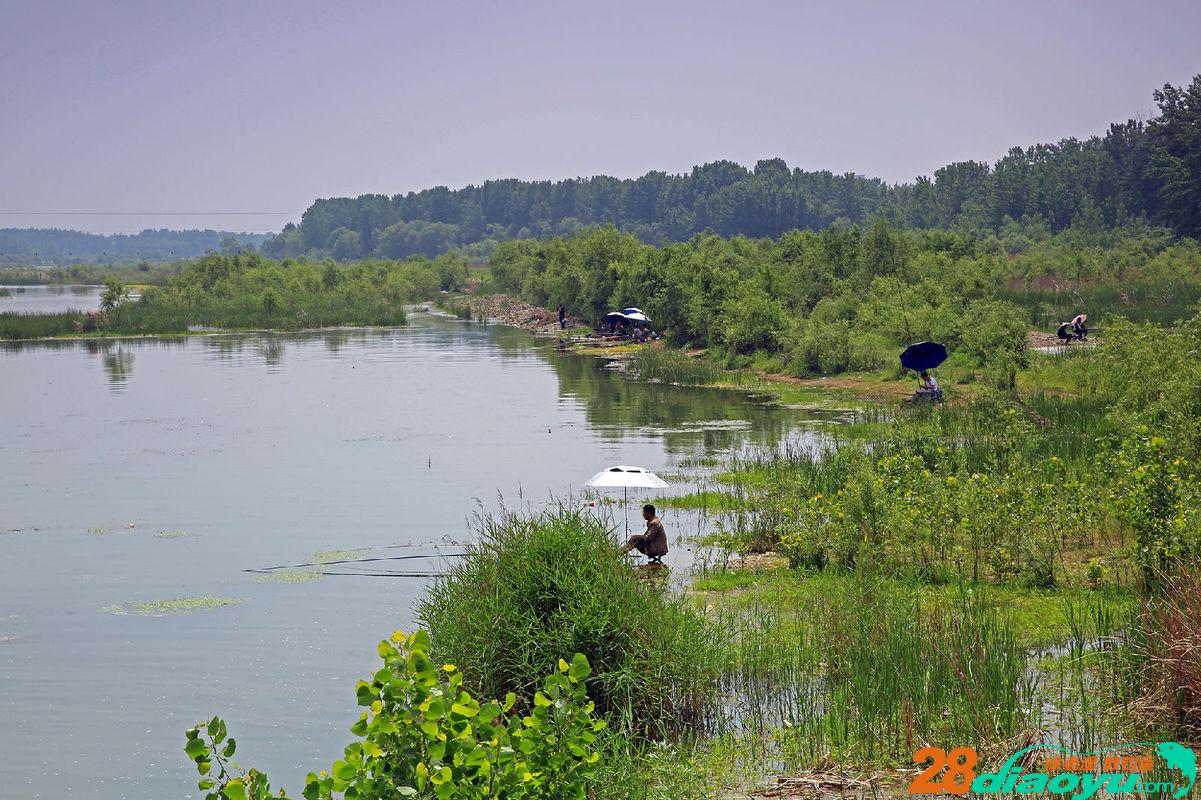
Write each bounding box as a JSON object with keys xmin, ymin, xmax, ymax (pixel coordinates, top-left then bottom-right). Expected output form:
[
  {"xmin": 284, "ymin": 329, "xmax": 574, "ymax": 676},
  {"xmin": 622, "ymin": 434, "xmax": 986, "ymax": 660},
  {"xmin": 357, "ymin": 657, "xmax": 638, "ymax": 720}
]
[{"xmin": 899, "ymin": 341, "xmax": 948, "ymax": 372}]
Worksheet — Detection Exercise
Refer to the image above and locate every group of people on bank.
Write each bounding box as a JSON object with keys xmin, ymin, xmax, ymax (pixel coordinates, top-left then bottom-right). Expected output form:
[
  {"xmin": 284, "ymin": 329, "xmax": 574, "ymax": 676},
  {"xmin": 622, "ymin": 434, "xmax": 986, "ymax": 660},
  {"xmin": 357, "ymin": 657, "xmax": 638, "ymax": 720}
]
[{"xmin": 1057, "ymin": 313, "xmax": 1089, "ymax": 343}]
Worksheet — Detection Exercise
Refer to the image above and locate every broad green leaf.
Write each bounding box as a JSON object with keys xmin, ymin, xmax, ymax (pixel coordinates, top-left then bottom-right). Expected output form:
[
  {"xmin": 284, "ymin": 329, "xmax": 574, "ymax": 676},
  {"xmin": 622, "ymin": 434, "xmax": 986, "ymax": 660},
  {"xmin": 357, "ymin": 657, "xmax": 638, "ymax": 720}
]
[
  {"xmin": 223, "ymin": 783, "xmax": 248, "ymax": 800},
  {"xmin": 569, "ymin": 653, "xmax": 592, "ymax": 681},
  {"xmin": 410, "ymin": 629, "xmax": 432, "ymax": 653},
  {"xmin": 478, "ymin": 702, "xmax": 501, "ymax": 723},
  {"xmin": 451, "ymin": 702, "xmax": 479, "ymax": 717}
]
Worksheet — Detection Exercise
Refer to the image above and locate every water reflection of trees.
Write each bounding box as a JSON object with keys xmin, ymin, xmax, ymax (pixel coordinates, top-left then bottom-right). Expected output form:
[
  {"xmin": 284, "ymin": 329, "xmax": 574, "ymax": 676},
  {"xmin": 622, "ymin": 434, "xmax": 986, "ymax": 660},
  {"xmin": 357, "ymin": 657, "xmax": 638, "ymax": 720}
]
[
  {"xmin": 101, "ymin": 348, "xmax": 134, "ymax": 387},
  {"xmin": 542, "ymin": 345, "xmax": 798, "ymax": 456},
  {"xmin": 468, "ymin": 317, "xmax": 803, "ymax": 455},
  {"xmin": 256, "ymin": 338, "xmax": 285, "ymax": 367}
]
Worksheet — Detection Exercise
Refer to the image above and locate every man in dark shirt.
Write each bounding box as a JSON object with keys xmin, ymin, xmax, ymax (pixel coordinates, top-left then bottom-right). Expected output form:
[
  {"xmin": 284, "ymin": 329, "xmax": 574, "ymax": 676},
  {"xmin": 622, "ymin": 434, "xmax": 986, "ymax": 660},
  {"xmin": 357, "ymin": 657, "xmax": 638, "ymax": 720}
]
[{"xmin": 622, "ymin": 504, "xmax": 668, "ymax": 563}]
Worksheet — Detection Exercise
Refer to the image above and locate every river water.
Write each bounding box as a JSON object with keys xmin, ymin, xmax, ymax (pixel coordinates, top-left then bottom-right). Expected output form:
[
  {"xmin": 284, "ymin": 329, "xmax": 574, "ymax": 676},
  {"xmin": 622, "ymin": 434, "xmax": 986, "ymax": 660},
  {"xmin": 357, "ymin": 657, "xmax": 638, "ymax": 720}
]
[
  {"xmin": 0, "ymin": 284, "xmax": 103, "ymax": 314},
  {"xmin": 0, "ymin": 311, "xmax": 828, "ymax": 799}
]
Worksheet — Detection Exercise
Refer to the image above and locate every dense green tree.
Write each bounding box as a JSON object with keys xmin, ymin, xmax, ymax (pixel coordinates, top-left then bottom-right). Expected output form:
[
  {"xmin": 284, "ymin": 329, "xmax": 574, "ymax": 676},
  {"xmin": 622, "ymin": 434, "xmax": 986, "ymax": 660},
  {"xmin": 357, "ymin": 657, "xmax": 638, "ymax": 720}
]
[{"xmin": 1146, "ymin": 76, "xmax": 1201, "ymax": 237}]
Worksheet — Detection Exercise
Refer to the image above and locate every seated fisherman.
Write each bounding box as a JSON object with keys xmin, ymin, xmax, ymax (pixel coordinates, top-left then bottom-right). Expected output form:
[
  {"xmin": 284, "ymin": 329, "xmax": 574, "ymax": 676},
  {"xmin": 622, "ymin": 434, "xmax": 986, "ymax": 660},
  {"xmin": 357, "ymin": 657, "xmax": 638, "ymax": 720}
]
[
  {"xmin": 915, "ymin": 370, "xmax": 942, "ymax": 402},
  {"xmin": 622, "ymin": 504, "xmax": 668, "ymax": 563}
]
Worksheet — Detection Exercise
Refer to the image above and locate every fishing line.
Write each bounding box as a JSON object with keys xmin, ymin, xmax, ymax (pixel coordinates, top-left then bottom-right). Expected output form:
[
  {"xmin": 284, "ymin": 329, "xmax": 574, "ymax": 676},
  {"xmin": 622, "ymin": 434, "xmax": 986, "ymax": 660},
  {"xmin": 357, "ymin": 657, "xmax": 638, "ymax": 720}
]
[{"xmin": 244, "ymin": 548, "xmax": 468, "ymax": 576}]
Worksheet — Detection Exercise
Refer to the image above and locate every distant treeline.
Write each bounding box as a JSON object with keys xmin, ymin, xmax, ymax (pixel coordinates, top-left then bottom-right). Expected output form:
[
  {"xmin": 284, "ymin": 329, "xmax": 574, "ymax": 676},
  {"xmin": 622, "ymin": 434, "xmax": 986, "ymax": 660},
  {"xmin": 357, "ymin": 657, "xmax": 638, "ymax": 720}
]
[
  {"xmin": 0, "ymin": 229, "xmax": 269, "ymax": 266},
  {"xmin": 264, "ymin": 76, "xmax": 1201, "ymax": 261}
]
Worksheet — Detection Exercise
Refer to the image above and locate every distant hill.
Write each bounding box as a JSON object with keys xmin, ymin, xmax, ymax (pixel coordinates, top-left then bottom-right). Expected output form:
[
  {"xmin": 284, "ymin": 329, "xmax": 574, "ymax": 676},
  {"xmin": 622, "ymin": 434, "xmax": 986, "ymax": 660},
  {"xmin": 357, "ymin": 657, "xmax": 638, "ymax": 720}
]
[
  {"xmin": 0, "ymin": 228, "xmax": 270, "ymax": 266},
  {"xmin": 262, "ymin": 74, "xmax": 1200, "ymax": 261}
]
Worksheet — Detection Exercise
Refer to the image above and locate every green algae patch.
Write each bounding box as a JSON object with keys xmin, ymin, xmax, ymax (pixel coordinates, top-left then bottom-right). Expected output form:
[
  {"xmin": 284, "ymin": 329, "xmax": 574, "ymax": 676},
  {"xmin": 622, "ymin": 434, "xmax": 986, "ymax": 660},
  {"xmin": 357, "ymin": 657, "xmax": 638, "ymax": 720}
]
[
  {"xmin": 155, "ymin": 530, "xmax": 191, "ymax": 539},
  {"xmin": 106, "ymin": 596, "xmax": 240, "ymax": 616},
  {"xmin": 254, "ymin": 569, "xmax": 322, "ymax": 584},
  {"xmin": 310, "ymin": 549, "xmax": 357, "ymax": 564}
]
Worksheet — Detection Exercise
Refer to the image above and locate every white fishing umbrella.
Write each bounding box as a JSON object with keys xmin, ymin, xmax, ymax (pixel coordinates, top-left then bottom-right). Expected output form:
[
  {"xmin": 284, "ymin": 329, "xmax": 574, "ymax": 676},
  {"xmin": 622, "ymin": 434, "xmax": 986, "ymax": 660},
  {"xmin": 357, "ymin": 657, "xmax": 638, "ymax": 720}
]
[{"xmin": 583, "ymin": 465, "xmax": 669, "ymax": 534}]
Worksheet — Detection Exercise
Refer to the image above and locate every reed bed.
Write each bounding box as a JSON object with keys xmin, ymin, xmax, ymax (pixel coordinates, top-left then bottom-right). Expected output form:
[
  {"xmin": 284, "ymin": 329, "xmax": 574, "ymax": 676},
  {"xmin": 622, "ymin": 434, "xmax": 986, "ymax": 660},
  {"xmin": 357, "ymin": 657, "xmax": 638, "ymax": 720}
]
[
  {"xmin": 628, "ymin": 347, "xmax": 721, "ymax": 386},
  {"xmin": 707, "ymin": 576, "xmax": 1032, "ymax": 768}
]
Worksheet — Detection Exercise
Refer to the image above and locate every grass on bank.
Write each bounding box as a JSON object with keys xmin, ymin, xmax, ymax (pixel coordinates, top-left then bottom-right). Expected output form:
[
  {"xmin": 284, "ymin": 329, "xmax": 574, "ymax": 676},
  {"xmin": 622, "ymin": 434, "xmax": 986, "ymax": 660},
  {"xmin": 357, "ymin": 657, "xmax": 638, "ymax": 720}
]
[{"xmin": 417, "ymin": 507, "xmax": 723, "ymax": 738}]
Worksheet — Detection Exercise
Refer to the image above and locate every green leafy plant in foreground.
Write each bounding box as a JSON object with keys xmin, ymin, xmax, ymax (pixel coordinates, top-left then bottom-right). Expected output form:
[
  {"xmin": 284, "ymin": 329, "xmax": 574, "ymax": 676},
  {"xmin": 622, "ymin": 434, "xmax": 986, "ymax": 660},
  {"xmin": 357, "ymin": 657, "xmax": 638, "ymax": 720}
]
[{"xmin": 185, "ymin": 629, "xmax": 604, "ymax": 800}]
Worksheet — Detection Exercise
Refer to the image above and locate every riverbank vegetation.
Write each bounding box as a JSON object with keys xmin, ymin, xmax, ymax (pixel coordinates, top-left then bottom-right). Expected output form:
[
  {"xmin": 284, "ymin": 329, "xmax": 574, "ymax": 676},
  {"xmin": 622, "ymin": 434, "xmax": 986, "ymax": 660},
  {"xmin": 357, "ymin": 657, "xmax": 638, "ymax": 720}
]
[
  {"xmin": 0, "ymin": 251, "xmax": 467, "ymax": 339},
  {"xmin": 171, "ymin": 288, "xmax": 1200, "ymax": 797},
  {"xmin": 403, "ymin": 310, "xmax": 1196, "ymax": 795},
  {"xmin": 487, "ymin": 220, "xmax": 1201, "ymax": 384}
]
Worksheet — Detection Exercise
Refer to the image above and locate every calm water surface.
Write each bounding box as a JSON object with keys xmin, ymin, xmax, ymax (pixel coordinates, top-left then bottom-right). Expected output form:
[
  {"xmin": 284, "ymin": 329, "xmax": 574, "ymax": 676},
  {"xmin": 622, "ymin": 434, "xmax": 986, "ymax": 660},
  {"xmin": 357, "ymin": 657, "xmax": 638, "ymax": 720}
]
[
  {"xmin": 0, "ymin": 312, "xmax": 828, "ymax": 799},
  {"xmin": 0, "ymin": 284, "xmax": 103, "ymax": 314}
]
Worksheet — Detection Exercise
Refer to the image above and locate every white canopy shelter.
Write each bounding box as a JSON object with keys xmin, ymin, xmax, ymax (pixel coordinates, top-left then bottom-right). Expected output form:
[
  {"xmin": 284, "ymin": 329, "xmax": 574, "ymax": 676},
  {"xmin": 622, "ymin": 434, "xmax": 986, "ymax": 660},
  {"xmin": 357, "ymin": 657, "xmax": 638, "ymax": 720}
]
[{"xmin": 583, "ymin": 465, "xmax": 669, "ymax": 533}]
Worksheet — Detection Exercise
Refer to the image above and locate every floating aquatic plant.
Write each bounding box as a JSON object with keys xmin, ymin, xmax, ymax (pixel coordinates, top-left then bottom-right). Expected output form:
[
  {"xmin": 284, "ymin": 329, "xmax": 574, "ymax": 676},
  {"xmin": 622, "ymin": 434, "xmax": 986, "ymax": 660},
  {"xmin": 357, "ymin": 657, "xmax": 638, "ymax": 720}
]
[
  {"xmin": 106, "ymin": 596, "xmax": 240, "ymax": 616},
  {"xmin": 253, "ymin": 569, "xmax": 322, "ymax": 584},
  {"xmin": 310, "ymin": 549, "xmax": 357, "ymax": 564}
]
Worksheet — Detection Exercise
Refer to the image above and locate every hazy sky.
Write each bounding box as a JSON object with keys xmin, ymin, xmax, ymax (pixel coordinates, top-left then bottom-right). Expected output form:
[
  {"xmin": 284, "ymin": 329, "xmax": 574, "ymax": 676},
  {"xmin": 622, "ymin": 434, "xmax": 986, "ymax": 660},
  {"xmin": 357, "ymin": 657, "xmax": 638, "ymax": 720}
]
[{"xmin": 1, "ymin": 0, "xmax": 1198, "ymax": 234}]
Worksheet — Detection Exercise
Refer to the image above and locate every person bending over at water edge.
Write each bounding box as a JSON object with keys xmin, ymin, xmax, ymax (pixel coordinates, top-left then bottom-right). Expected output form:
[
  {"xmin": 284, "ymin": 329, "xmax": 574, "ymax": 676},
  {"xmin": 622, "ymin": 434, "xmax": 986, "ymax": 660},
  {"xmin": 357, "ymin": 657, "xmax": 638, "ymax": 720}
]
[
  {"xmin": 1057, "ymin": 312, "xmax": 1089, "ymax": 342},
  {"xmin": 622, "ymin": 504, "xmax": 668, "ymax": 564}
]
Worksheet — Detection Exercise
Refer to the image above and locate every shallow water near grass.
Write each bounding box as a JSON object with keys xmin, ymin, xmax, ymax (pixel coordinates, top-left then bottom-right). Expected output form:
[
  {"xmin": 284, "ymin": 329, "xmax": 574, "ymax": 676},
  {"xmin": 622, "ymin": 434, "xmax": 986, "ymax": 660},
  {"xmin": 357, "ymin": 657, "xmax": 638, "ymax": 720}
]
[{"xmin": 0, "ymin": 311, "xmax": 826, "ymax": 800}]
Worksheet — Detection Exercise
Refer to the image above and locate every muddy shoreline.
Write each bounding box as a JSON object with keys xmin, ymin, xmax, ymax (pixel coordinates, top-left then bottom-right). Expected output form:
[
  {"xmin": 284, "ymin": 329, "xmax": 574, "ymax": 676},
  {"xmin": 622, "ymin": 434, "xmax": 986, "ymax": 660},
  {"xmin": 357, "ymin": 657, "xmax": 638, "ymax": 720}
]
[{"xmin": 452, "ymin": 294, "xmax": 585, "ymax": 335}]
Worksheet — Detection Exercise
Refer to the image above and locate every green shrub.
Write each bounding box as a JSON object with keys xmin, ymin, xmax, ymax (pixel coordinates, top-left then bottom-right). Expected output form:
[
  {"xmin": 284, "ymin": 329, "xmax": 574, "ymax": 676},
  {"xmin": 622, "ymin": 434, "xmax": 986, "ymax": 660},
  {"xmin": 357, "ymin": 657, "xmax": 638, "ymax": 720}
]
[
  {"xmin": 183, "ymin": 630, "xmax": 605, "ymax": 800},
  {"xmin": 418, "ymin": 508, "xmax": 722, "ymax": 735},
  {"xmin": 786, "ymin": 318, "xmax": 892, "ymax": 376}
]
